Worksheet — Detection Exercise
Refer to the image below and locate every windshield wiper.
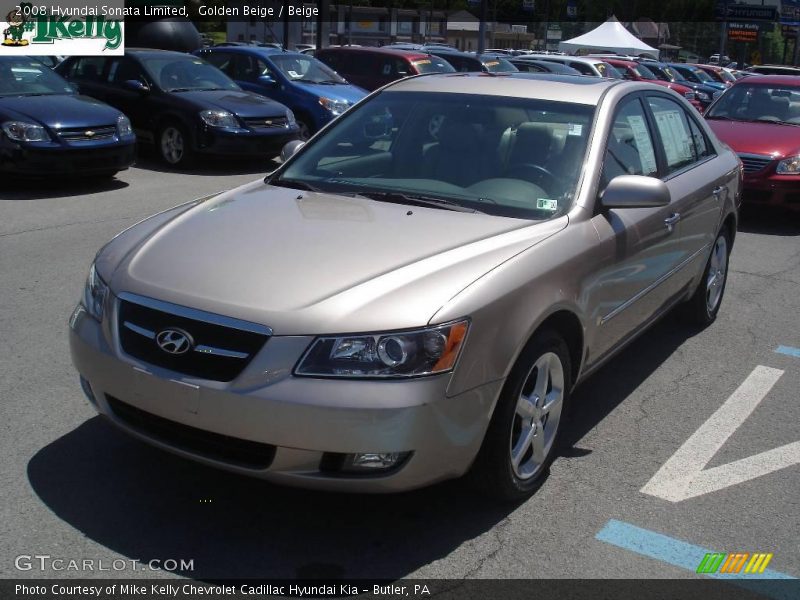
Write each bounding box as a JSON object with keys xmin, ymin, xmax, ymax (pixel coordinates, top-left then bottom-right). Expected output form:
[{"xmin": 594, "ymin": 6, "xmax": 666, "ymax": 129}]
[
  {"xmin": 355, "ymin": 191, "xmax": 482, "ymax": 213},
  {"xmin": 269, "ymin": 178, "xmax": 323, "ymax": 192}
]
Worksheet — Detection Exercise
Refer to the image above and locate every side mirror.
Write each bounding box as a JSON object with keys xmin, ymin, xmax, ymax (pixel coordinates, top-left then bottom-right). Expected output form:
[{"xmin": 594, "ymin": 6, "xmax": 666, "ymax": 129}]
[
  {"xmin": 280, "ymin": 139, "xmax": 305, "ymax": 162},
  {"xmin": 122, "ymin": 79, "xmax": 149, "ymax": 93},
  {"xmin": 257, "ymin": 75, "xmax": 277, "ymax": 85},
  {"xmin": 601, "ymin": 175, "xmax": 671, "ymax": 209}
]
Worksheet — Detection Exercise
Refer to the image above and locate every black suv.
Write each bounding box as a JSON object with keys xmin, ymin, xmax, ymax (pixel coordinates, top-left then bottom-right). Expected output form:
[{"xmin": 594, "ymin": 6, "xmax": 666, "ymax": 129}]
[{"xmin": 57, "ymin": 49, "xmax": 300, "ymax": 167}]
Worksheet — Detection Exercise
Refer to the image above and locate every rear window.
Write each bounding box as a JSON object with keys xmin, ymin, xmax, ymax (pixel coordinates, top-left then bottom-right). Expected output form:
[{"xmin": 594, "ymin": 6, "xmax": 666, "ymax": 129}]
[{"xmin": 412, "ymin": 57, "xmax": 455, "ymax": 74}]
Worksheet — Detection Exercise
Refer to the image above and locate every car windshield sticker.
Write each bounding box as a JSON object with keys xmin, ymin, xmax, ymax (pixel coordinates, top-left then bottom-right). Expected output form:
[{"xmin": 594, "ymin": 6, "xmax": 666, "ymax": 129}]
[
  {"xmin": 486, "ymin": 61, "xmax": 500, "ymax": 67},
  {"xmin": 288, "ymin": 70, "xmax": 301, "ymax": 78},
  {"xmin": 568, "ymin": 123, "xmax": 583, "ymax": 136},
  {"xmin": 537, "ymin": 198, "xmax": 558, "ymax": 211},
  {"xmin": 626, "ymin": 115, "xmax": 658, "ymax": 174},
  {"xmin": 415, "ymin": 60, "xmax": 431, "ymax": 65}
]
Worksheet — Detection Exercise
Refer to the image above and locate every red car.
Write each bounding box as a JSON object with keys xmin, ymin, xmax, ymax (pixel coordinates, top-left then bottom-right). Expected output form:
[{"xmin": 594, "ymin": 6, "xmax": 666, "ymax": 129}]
[
  {"xmin": 315, "ymin": 47, "xmax": 455, "ymax": 91},
  {"xmin": 705, "ymin": 75, "xmax": 800, "ymax": 211},
  {"xmin": 692, "ymin": 64, "xmax": 736, "ymax": 87},
  {"xmin": 595, "ymin": 57, "xmax": 704, "ymax": 111}
]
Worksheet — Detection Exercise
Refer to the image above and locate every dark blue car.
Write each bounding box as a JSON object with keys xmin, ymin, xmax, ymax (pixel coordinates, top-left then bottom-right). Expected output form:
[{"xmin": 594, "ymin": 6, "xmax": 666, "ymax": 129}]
[
  {"xmin": 0, "ymin": 56, "xmax": 135, "ymax": 177},
  {"xmin": 196, "ymin": 47, "xmax": 368, "ymax": 140},
  {"xmin": 56, "ymin": 50, "xmax": 300, "ymax": 167}
]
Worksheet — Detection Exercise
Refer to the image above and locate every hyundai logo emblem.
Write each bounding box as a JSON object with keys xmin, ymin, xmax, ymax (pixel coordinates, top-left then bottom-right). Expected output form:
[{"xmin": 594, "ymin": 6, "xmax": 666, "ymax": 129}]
[{"xmin": 156, "ymin": 328, "xmax": 193, "ymax": 355}]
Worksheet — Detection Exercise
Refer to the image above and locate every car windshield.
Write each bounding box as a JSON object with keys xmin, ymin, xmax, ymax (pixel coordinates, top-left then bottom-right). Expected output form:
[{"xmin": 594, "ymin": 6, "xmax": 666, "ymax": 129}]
[
  {"xmin": 0, "ymin": 58, "xmax": 74, "ymax": 97},
  {"xmin": 596, "ymin": 62, "xmax": 623, "ymax": 79},
  {"xmin": 269, "ymin": 54, "xmax": 346, "ymax": 84},
  {"xmin": 633, "ymin": 64, "xmax": 657, "ymax": 80},
  {"xmin": 706, "ymin": 84, "xmax": 800, "ymax": 124},
  {"xmin": 690, "ymin": 67, "xmax": 714, "ymax": 82},
  {"xmin": 275, "ymin": 90, "xmax": 595, "ymax": 220},
  {"xmin": 481, "ymin": 57, "xmax": 518, "ymax": 73},
  {"xmin": 142, "ymin": 56, "xmax": 240, "ymax": 92},
  {"xmin": 412, "ymin": 57, "xmax": 456, "ymax": 74}
]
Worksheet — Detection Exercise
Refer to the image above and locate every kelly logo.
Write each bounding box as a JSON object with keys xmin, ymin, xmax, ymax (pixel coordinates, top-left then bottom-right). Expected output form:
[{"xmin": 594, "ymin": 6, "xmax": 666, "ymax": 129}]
[
  {"xmin": 697, "ymin": 552, "xmax": 774, "ymax": 575},
  {"xmin": 0, "ymin": 3, "xmax": 123, "ymax": 55}
]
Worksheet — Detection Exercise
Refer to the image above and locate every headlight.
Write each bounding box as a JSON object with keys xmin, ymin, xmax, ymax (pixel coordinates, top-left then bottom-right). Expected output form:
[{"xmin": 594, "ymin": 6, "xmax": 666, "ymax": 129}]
[
  {"xmin": 2, "ymin": 121, "xmax": 49, "ymax": 142},
  {"xmin": 696, "ymin": 92, "xmax": 710, "ymax": 101},
  {"xmin": 82, "ymin": 263, "xmax": 109, "ymax": 321},
  {"xmin": 295, "ymin": 319, "xmax": 469, "ymax": 378},
  {"xmin": 776, "ymin": 155, "xmax": 800, "ymax": 174},
  {"xmin": 199, "ymin": 109, "xmax": 239, "ymax": 128},
  {"xmin": 286, "ymin": 108, "xmax": 296, "ymax": 126},
  {"xmin": 116, "ymin": 114, "xmax": 133, "ymax": 136},
  {"xmin": 319, "ymin": 97, "xmax": 350, "ymax": 116},
  {"xmin": 683, "ymin": 91, "xmax": 696, "ymax": 100}
]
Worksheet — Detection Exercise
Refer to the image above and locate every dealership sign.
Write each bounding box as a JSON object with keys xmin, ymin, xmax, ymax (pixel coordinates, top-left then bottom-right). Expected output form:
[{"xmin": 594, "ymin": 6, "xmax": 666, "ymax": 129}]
[
  {"xmin": 728, "ymin": 22, "xmax": 759, "ymax": 43},
  {"xmin": 0, "ymin": 2, "xmax": 124, "ymax": 55}
]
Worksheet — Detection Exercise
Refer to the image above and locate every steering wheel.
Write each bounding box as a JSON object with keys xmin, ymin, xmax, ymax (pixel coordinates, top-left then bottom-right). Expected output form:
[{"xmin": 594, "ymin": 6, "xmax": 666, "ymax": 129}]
[{"xmin": 504, "ymin": 163, "xmax": 560, "ymax": 193}]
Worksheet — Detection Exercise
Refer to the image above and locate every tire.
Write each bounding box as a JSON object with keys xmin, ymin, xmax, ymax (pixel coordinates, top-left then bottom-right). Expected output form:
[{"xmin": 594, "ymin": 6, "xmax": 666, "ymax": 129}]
[
  {"xmin": 685, "ymin": 227, "xmax": 731, "ymax": 327},
  {"xmin": 295, "ymin": 118, "xmax": 312, "ymax": 141},
  {"xmin": 469, "ymin": 329, "xmax": 572, "ymax": 502},
  {"xmin": 158, "ymin": 122, "xmax": 193, "ymax": 167},
  {"xmin": 95, "ymin": 170, "xmax": 119, "ymax": 179}
]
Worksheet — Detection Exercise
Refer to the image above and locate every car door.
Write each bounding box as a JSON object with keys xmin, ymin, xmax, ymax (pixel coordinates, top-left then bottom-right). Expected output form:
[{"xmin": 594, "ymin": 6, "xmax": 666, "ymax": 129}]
[
  {"xmin": 105, "ymin": 57, "xmax": 152, "ymax": 137},
  {"xmin": 586, "ymin": 95, "xmax": 690, "ymax": 363},
  {"xmin": 62, "ymin": 56, "xmax": 111, "ymax": 100},
  {"xmin": 644, "ymin": 94, "xmax": 725, "ymax": 278}
]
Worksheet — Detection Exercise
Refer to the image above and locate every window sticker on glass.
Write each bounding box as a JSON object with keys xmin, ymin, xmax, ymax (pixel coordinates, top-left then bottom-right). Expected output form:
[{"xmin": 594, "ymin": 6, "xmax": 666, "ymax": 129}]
[
  {"xmin": 626, "ymin": 114, "xmax": 658, "ymax": 175},
  {"xmin": 568, "ymin": 123, "xmax": 583, "ymax": 136},
  {"xmin": 415, "ymin": 60, "xmax": 431, "ymax": 66},
  {"xmin": 654, "ymin": 110, "xmax": 693, "ymax": 166},
  {"xmin": 536, "ymin": 198, "xmax": 558, "ymax": 211},
  {"xmin": 288, "ymin": 70, "xmax": 301, "ymax": 78},
  {"xmin": 485, "ymin": 61, "xmax": 500, "ymax": 67}
]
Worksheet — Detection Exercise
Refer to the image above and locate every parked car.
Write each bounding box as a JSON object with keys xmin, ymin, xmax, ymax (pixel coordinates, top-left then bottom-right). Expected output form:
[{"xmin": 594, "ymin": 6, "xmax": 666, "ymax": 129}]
[
  {"xmin": 0, "ymin": 56, "xmax": 135, "ymax": 177},
  {"xmin": 692, "ymin": 64, "xmax": 736, "ymax": 87},
  {"xmin": 56, "ymin": 49, "xmax": 299, "ymax": 167},
  {"xmin": 422, "ymin": 48, "xmax": 517, "ymax": 73},
  {"xmin": 639, "ymin": 60, "xmax": 720, "ymax": 108},
  {"xmin": 746, "ymin": 65, "xmax": 800, "ymax": 76},
  {"xmin": 70, "ymin": 73, "xmax": 739, "ymax": 500},
  {"xmin": 668, "ymin": 63, "xmax": 726, "ymax": 93},
  {"xmin": 314, "ymin": 47, "xmax": 455, "ymax": 91},
  {"xmin": 196, "ymin": 47, "xmax": 368, "ymax": 140},
  {"xmin": 706, "ymin": 75, "xmax": 800, "ymax": 211},
  {"xmin": 533, "ymin": 55, "xmax": 622, "ymax": 78},
  {"xmin": 509, "ymin": 59, "xmax": 582, "ymax": 75},
  {"xmin": 594, "ymin": 57, "xmax": 703, "ymax": 111}
]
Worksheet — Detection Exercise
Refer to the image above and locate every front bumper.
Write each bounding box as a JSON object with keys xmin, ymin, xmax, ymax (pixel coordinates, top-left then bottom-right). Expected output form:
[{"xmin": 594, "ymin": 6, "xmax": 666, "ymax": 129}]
[
  {"xmin": 68, "ymin": 303, "xmax": 501, "ymax": 493},
  {"xmin": 742, "ymin": 173, "xmax": 800, "ymax": 211},
  {"xmin": 196, "ymin": 126, "xmax": 300, "ymax": 158},
  {"xmin": 0, "ymin": 139, "xmax": 136, "ymax": 176}
]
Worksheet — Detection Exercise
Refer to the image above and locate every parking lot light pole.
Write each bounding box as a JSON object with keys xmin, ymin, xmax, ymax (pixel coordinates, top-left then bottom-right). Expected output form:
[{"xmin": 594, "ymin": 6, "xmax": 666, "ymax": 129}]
[{"xmin": 477, "ymin": 0, "xmax": 487, "ymax": 54}]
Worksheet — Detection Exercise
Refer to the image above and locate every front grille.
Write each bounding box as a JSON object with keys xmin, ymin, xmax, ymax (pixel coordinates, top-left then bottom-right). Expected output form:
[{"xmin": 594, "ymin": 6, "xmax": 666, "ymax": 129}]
[
  {"xmin": 118, "ymin": 295, "xmax": 269, "ymax": 382},
  {"xmin": 242, "ymin": 116, "xmax": 289, "ymax": 130},
  {"xmin": 107, "ymin": 396, "xmax": 276, "ymax": 469},
  {"xmin": 738, "ymin": 153, "xmax": 773, "ymax": 174},
  {"xmin": 57, "ymin": 125, "xmax": 117, "ymax": 141}
]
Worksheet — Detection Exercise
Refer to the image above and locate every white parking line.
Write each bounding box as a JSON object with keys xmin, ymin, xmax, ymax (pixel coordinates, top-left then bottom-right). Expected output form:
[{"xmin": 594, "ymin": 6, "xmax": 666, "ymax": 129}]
[{"xmin": 641, "ymin": 366, "xmax": 800, "ymax": 502}]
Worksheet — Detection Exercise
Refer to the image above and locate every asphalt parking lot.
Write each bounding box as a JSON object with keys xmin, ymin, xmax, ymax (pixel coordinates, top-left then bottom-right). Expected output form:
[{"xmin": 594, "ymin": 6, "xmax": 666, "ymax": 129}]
[{"xmin": 1, "ymin": 160, "xmax": 798, "ymax": 585}]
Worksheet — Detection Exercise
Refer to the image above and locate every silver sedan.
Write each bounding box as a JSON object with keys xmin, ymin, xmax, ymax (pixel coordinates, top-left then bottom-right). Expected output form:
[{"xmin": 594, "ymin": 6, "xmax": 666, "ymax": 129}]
[{"xmin": 70, "ymin": 73, "xmax": 741, "ymax": 500}]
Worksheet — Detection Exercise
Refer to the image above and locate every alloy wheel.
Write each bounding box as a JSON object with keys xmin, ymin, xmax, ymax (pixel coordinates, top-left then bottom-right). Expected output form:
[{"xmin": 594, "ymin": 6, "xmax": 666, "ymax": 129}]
[
  {"xmin": 706, "ymin": 234, "xmax": 728, "ymax": 314},
  {"xmin": 160, "ymin": 126, "xmax": 184, "ymax": 165}
]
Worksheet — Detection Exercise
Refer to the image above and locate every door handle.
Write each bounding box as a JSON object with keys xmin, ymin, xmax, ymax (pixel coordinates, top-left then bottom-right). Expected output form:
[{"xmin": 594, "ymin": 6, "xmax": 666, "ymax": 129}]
[
  {"xmin": 712, "ymin": 185, "xmax": 724, "ymax": 199},
  {"xmin": 664, "ymin": 212, "xmax": 681, "ymax": 233}
]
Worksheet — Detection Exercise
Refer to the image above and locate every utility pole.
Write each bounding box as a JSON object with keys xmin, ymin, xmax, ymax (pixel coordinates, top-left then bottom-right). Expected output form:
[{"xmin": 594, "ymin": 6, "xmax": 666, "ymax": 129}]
[
  {"xmin": 719, "ymin": 0, "xmax": 728, "ymax": 62},
  {"xmin": 282, "ymin": 0, "xmax": 290, "ymax": 50},
  {"xmin": 478, "ymin": 0, "xmax": 487, "ymax": 54}
]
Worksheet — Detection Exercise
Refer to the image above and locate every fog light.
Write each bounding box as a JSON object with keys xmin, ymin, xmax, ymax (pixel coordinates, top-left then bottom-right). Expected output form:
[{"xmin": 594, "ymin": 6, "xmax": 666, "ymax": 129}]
[
  {"xmin": 79, "ymin": 376, "xmax": 96, "ymax": 405},
  {"xmin": 349, "ymin": 452, "xmax": 405, "ymax": 469}
]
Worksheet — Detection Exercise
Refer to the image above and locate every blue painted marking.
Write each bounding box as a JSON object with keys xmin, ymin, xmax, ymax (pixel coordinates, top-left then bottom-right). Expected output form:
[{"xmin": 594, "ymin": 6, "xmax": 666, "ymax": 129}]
[
  {"xmin": 596, "ymin": 519, "xmax": 797, "ymax": 600},
  {"xmin": 775, "ymin": 345, "xmax": 800, "ymax": 359}
]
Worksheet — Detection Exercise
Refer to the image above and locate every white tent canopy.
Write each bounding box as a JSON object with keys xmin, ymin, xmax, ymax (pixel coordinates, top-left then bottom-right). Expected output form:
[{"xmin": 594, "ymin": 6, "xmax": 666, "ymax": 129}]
[{"xmin": 558, "ymin": 17, "xmax": 659, "ymax": 59}]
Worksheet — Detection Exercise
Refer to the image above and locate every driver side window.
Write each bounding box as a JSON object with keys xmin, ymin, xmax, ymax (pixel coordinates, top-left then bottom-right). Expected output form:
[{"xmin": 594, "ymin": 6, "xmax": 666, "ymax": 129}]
[{"xmin": 601, "ymin": 97, "xmax": 658, "ymax": 189}]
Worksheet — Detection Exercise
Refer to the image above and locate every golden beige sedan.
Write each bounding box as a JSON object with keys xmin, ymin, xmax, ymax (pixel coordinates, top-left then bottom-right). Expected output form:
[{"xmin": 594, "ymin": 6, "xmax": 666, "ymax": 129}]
[{"xmin": 70, "ymin": 73, "xmax": 741, "ymax": 500}]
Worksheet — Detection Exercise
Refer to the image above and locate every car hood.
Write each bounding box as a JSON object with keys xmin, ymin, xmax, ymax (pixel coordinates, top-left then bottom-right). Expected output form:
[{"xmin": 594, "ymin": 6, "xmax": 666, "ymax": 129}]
[
  {"xmin": 293, "ymin": 81, "xmax": 368, "ymax": 103},
  {"xmin": 103, "ymin": 181, "xmax": 565, "ymax": 334},
  {"xmin": 0, "ymin": 94, "xmax": 122, "ymax": 128},
  {"xmin": 706, "ymin": 119, "xmax": 800, "ymax": 158},
  {"xmin": 175, "ymin": 89, "xmax": 288, "ymax": 118}
]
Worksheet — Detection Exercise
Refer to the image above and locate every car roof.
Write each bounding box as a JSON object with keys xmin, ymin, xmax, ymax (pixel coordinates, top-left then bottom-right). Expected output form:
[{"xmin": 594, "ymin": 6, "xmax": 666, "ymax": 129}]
[
  {"xmin": 383, "ymin": 72, "xmax": 620, "ymax": 104},
  {"xmin": 732, "ymin": 74, "xmax": 800, "ymax": 86},
  {"xmin": 317, "ymin": 46, "xmax": 431, "ymax": 60},
  {"xmin": 124, "ymin": 48, "xmax": 196, "ymax": 59},
  {"xmin": 200, "ymin": 46, "xmax": 306, "ymax": 59},
  {"xmin": 598, "ymin": 57, "xmax": 637, "ymax": 67}
]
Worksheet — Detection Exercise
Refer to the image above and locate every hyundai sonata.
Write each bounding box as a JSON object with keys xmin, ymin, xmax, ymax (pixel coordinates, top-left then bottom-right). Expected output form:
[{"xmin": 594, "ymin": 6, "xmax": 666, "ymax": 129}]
[{"xmin": 70, "ymin": 73, "xmax": 740, "ymax": 500}]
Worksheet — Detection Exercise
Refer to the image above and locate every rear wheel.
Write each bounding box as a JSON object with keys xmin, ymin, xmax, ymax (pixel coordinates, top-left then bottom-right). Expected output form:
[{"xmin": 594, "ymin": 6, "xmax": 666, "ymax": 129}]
[
  {"xmin": 469, "ymin": 329, "xmax": 572, "ymax": 502},
  {"xmin": 686, "ymin": 228, "xmax": 731, "ymax": 326}
]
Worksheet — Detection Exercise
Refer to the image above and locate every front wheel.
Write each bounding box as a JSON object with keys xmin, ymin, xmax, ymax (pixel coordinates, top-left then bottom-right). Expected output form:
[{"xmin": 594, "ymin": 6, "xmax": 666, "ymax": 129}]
[
  {"xmin": 469, "ymin": 329, "xmax": 572, "ymax": 502},
  {"xmin": 295, "ymin": 118, "xmax": 312, "ymax": 141},
  {"xmin": 158, "ymin": 122, "xmax": 193, "ymax": 167},
  {"xmin": 685, "ymin": 228, "xmax": 731, "ymax": 326}
]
